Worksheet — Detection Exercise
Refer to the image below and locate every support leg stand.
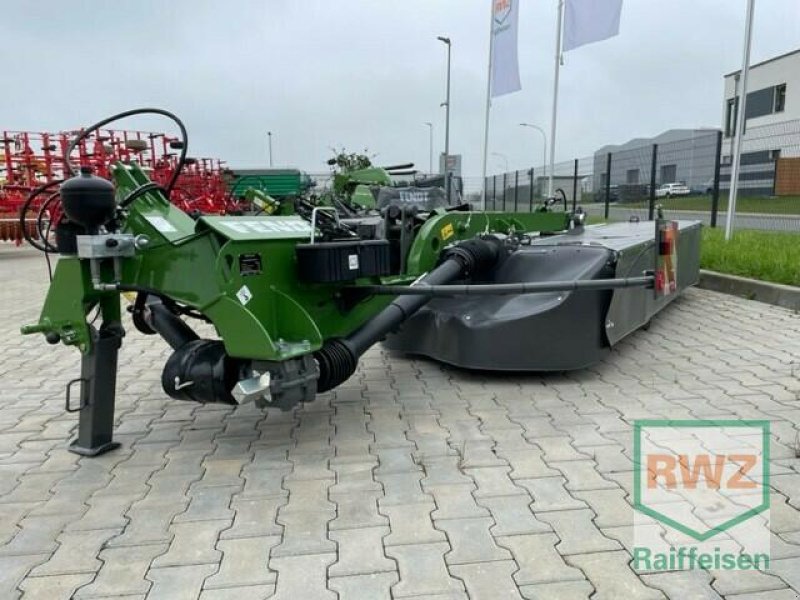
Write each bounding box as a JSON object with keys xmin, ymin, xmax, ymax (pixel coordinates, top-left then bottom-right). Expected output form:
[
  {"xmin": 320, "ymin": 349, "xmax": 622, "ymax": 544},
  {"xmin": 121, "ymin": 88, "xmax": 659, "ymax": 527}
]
[{"xmin": 68, "ymin": 323, "xmax": 123, "ymax": 456}]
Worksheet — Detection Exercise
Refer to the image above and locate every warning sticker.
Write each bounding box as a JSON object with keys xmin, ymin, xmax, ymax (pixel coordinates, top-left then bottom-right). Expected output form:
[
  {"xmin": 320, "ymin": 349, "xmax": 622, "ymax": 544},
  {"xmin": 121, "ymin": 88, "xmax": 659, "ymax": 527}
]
[
  {"xmin": 236, "ymin": 285, "xmax": 253, "ymax": 306},
  {"xmin": 440, "ymin": 223, "xmax": 454, "ymax": 241},
  {"xmin": 348, "ymin": 254, "xmax": 359, "ymax": 270}
]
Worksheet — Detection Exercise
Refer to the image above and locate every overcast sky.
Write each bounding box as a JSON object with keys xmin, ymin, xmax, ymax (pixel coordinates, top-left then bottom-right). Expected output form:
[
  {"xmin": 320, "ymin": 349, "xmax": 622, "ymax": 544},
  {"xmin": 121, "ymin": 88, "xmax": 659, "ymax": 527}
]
[{"xmin": 2, "ymin": 1, "xmax": 798, "ymax": 176}]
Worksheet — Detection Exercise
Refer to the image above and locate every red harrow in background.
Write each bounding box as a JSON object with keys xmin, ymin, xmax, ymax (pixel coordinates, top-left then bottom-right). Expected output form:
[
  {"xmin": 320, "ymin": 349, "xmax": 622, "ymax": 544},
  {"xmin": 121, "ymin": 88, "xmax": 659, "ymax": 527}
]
[{"xmin": 1, "ymin": 128, "xmax": 238, "ymax": 245}]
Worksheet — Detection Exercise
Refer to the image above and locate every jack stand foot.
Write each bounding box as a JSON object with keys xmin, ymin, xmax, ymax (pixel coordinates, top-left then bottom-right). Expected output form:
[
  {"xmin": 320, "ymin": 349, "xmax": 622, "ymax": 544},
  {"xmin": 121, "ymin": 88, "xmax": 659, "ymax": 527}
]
[
  {"xmin": 68, "ymin": 321, "xmax": 124, "ymax": 457},
  {"xmin": 68, "ymin": 439, "xmax": 121, "ymax": 457}
]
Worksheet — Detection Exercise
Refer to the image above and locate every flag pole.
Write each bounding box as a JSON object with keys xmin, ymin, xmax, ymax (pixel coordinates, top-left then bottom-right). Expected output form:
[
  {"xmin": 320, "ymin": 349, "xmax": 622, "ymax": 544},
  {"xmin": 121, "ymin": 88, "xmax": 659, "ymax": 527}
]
[
  {"xmin": 548, "ymin": 0, "xmax": 564, "ymax": 198},
  {"xmin": 724, "ymin": 0, "xmax": 755, "ymax": 240},
  {"xmin": 480, "ymin": 0, "xmax": 495, "ymax": 210}
]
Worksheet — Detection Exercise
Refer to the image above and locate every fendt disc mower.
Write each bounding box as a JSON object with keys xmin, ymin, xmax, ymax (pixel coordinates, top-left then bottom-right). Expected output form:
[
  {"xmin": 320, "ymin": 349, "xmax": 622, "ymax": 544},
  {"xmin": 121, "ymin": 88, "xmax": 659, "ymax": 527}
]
[{"xmin": 22, "ymin": 109, "xmax": 701, "ymax": 456}]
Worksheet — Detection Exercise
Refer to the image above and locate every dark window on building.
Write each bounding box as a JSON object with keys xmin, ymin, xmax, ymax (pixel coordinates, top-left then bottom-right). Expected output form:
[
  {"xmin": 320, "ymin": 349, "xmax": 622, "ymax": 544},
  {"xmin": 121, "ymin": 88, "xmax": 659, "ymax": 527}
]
[
  {"xmin": 745, "ymin": 86, "xmax": 776, "ymax": 120},
  {"xmin": 725, "ymin": 98, "xmax": 737, "ymax": 137},
  {"xmin": 660, "ymin": 164, "xmax": 677, "ymax": 183},
  {"xmin": 775, "ymin": 84, "xmax": 786, "ymax": 112},
  {"xmin": 626, "ymin": 169, "xmax": 640, "ymax": 184},
  {"xmin": 740, "ymin": 150, "xmax": 771, "ymax": 165}
]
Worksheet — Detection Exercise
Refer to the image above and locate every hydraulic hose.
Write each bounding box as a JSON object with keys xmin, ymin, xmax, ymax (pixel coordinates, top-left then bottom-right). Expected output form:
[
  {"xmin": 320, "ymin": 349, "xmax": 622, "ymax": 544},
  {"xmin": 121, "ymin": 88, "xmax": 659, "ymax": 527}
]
[
  {"xmin": 315, "ymin": 237, "xmax": 503, "ymax": 392},
  {"xmin": 141, "ymin": 297, "xmax": 199, "ymax": 350},
  {"xmin": 356, "ymin": 275, "xmax": 654, "ymax": 297}
]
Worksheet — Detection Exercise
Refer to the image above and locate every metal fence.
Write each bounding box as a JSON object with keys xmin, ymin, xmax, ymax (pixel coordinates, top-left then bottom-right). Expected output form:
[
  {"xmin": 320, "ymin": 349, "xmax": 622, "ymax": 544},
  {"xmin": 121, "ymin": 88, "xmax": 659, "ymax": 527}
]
[{"xmin": 484, "ymin": 119, "xmax": 800, "ymax": 232}]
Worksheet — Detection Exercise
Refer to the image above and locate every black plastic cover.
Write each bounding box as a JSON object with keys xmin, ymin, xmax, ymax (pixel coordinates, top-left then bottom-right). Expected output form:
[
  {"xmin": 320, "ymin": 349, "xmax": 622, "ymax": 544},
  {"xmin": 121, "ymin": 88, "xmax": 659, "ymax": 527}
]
[{"xmin": 296, "ymin": 240, "xmax": 391, "ymax": 283}]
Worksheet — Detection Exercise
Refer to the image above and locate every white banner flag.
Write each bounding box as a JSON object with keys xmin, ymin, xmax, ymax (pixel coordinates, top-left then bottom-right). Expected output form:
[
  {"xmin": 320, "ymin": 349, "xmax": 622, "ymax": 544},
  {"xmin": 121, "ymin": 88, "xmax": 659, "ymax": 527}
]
[
  {"xmin": 490, "ymin": 0, "xmax": 521, "ymax": 97},
  {"xmin": 563, "ymin": 0, "xmax": 623, "ymax": 52}
]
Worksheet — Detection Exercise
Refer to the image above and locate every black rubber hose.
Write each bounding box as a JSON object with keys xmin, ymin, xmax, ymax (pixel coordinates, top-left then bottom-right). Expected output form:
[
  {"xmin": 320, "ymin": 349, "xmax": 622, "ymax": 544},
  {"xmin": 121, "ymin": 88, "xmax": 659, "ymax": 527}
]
[
  {"xmin": 355, "ymin": 276, "xmax": 654, "ymax": 297},
  {"xmin": 64, "ymin": 107, "xmax": 188, "ymax": 197},
  {"xmin": 19, "ymin": 179, "xmax": 63, "ymax": 252},
  {"xmin": 141, "ymin": 297, "xmax": 200, "ymax": 350},
  {"xmin": 343, "ymin": 258, "xmax": 464, "ymax": 357},
  {"xmin": 315, "ymin": 236, "xmax": 503, "ymax": 392}
]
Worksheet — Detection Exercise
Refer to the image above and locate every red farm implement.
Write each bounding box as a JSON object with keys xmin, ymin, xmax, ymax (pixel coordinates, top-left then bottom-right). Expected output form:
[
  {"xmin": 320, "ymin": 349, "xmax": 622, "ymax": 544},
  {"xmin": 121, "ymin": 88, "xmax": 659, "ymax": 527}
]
[{"xmin": 1, "ymin": 128, "xmax": 237, "ymax": 245}]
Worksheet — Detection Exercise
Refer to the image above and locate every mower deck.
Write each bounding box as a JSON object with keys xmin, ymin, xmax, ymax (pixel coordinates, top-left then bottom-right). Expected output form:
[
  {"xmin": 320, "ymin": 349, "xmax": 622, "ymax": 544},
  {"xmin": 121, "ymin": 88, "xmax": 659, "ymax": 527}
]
[{"xmin": 383, "ymin": 220, "xmax": 701, "ymax": 371}]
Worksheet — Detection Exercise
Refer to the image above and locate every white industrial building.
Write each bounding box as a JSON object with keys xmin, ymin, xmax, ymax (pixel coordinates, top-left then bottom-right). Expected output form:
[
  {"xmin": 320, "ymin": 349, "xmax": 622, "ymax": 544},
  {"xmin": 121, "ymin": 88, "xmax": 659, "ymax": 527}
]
[
  {"xmin": 722, "ymin": 48, "xmax": 800, "ymax": 195},
  {"xmin": 593, "ymin": 128, "xmax": 720, "ymax": 195}
]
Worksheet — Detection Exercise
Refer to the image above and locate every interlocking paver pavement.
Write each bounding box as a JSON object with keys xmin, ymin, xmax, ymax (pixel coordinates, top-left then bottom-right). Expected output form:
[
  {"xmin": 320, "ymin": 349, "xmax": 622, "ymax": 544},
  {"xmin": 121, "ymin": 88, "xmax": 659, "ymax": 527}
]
[{"xmin": 1, "ymin": 246, "xmax": 799, "ymax": 598}]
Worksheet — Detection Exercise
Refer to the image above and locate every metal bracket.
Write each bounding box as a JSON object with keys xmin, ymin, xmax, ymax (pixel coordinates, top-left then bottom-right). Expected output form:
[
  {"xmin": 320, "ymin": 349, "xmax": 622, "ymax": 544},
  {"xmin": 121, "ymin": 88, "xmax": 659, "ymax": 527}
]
[{"xmin": 65, "ymin": 378, "xmax": 88, "ymax": 413}]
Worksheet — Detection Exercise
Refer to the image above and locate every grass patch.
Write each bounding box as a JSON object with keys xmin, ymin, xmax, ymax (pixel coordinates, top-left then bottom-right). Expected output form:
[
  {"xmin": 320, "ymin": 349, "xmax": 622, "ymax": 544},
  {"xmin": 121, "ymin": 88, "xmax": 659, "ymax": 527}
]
[
  {"xmin": 701, "ymin": 228, "xmax": 800, "ymax": 287},
  {"xmin": 623, "ymin": 195, "xmax": 800, "ymax": 215}
]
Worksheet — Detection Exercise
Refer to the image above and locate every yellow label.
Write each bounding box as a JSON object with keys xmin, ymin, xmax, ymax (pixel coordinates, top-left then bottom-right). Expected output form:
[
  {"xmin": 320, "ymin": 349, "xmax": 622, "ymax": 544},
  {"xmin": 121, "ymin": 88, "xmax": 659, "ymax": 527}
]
[{"xmin": 440, "ymin": 223, "xmax": 454, "ymax": 241}]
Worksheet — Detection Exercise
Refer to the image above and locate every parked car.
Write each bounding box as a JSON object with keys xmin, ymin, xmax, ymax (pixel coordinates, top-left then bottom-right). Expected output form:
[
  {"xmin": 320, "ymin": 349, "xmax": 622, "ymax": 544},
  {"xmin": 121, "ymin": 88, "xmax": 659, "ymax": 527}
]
[
  {"xmin": 655, "ymin": 182, "xmax": 691, "ymax": 198},
  {"xmin": 595, "ymin": 184, "xmax": 619, "ymax": 203}
]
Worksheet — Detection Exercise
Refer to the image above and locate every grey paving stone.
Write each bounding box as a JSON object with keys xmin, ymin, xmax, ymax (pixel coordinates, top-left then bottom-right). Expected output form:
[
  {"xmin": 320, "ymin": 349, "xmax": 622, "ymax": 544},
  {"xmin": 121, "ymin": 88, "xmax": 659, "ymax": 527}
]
[
  {"xmin": 376, "ymin": 471, "xmax": 431, "ymax": 506},
  {"xmin": 0, "ymin": 503, "xmax": 35, "ymax": 546},
  {"xmin": 520, "ymin": 578, "xmax": 595, "ymax": 599},
  {"xmin": 499, "ymin": 449, "xmax": 561, "ymax": 479},
  {"xmin": 566, "ymin": 551, "xmax": 665, "ymax": 600},
  {"xmin": 429, "ymin": 483, "xmax": 489, "ymax": 521},
  {"xmin": 768, "ymin": 555, "xmax": 800, "ymax": 591},
  {"xmin": 30, "ymin": 528, "xmax": 119, "ymax": 577},
  {"xmin": 479, "ymin": 494, "xmax": 551, "ymax": 536},
  {"xmin": 73, "ymin": 542, "xmax": 167, "ymax": 598},
  {"xmin": 199, "ymin": 585, "xmax": 276, "ymax": 600},
  {"xmin": 65, "ymin": 493, "xmax": 139, "ymax": 532},
  {"xmin": 517, "ymin": 477, "xmax": 588, "ymax": 512},
  {"xmin": 419, "ymin": 454, "xmax": 475, "ymax": 487},
  {"xmin": 373, "ymin": 447, "xmax": 419, "ymax": 475},
  {"xmin": 641, "ymin": 570, "xmax": 723, "ymax": 600},
  {"xmin": 533, "ymin": 436, "xmax": 589, "ymax": 462},
  {"xmin": 383, "ymin": 502, "xmax": 447, "ymax": 546},
  {"xmin": 571, "ymin": 488, "xmax": 632, "ymax": 528},
  {"xmin": 437, "ymin": 517, "xmax": 511, "ymax": 565},
  {"xmin": 385, "ymin": 542, "xmax": 465, "ymax": 598},
  {"xmin": 498, "ymin": 533, "xmax": 584, "ymax": 585},
  {"xmin": 449, "ymin": 560, "xmax": 524, "ymax": 599},
  {"xmin": 329, "ymin": 526, "xmax": 395, "ymax": 576},
  {"xmin": 146, "ymin": 564, "xmax": 218, "ymax": 600},
  {"xmin": 151, "ymin": 519, "xmax": 229, "ymax": 567},
  {"xmin": 220, "ymin": 495, "xmax": 286, "ymax": 539},
  {"xmin": 536, "ymin": 509, "xmax": 621, "ymax": 555},
  {"xmin": 0, "ymin": 553, "xmax": 50, "ymax": 600},
  {"xmin": 19, "ymin": 573, "xmax": 95, "ymax": 600},
  {"xmin": 467, "ymin": 466, "xmax": 525, "ymax": 498},
  {"xmin": 581, "ymin": 444, "xmax": 632, "ymax": 474},
  {"xmin": 549, "ymin": 460, "xmax": 619, "ymax": 491},
  {"xmin": 204, "ymin": 536, "xmax": 279, "ymax": 589},
  {"xmin": 329, "ymin": 490, "xmax": 389, "ymax": 530},
  {"xmin": 239, "ymin": 467, "xmax": 291, "ymax": 498},
  {"xmin": 269, "ymin": 552, "xmax": 336, "ymax": 600},
  {"xmin": 328, "ymin": 572, "xmax": 398, "ymax": 600},
  {"xmin": 725, "ymin": 590, "xmax": 800, "ymax": 600},
  {"xmin": 272, "ymin": 508, "xmax": 335, "ymax": 556},
  {"xmin": 174, "ymin": 485, "xmax": 239, "ymax": 522},
  {"xmin": 710, "ymin": 568, "xmax": 792, "ymax": 596},
  {"xmin": 329, "ymin": 460, "xmax": 380, "ymax": 494},
  {"xmin": 107, "ymin": 498, "xmax": 189, "ymax": 547},
  {"xmin": 281, "ymin": 478, "xmax": 335, "ymax": 512}
]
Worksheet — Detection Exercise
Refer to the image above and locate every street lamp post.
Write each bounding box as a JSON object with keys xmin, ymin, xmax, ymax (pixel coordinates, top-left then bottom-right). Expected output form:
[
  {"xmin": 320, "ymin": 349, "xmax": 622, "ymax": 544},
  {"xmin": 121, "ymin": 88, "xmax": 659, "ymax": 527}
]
[
  {"xmin": 437, "ymin": 36, "xmax": 451, "ymax": 200},
  {"xmin": 491, "ymin": 152, "xmax": 509, "ymax": 172},
  {"xmin": 519, "ymin": 123, "xmax": 547, "ymax": 195},
  {"xmin": 267, "ymin": 131, "xmax": 273, "ymax": 167},
  {"xmin": 424, "ymin": 122, "xmax": 434, "ymax": 175}
]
